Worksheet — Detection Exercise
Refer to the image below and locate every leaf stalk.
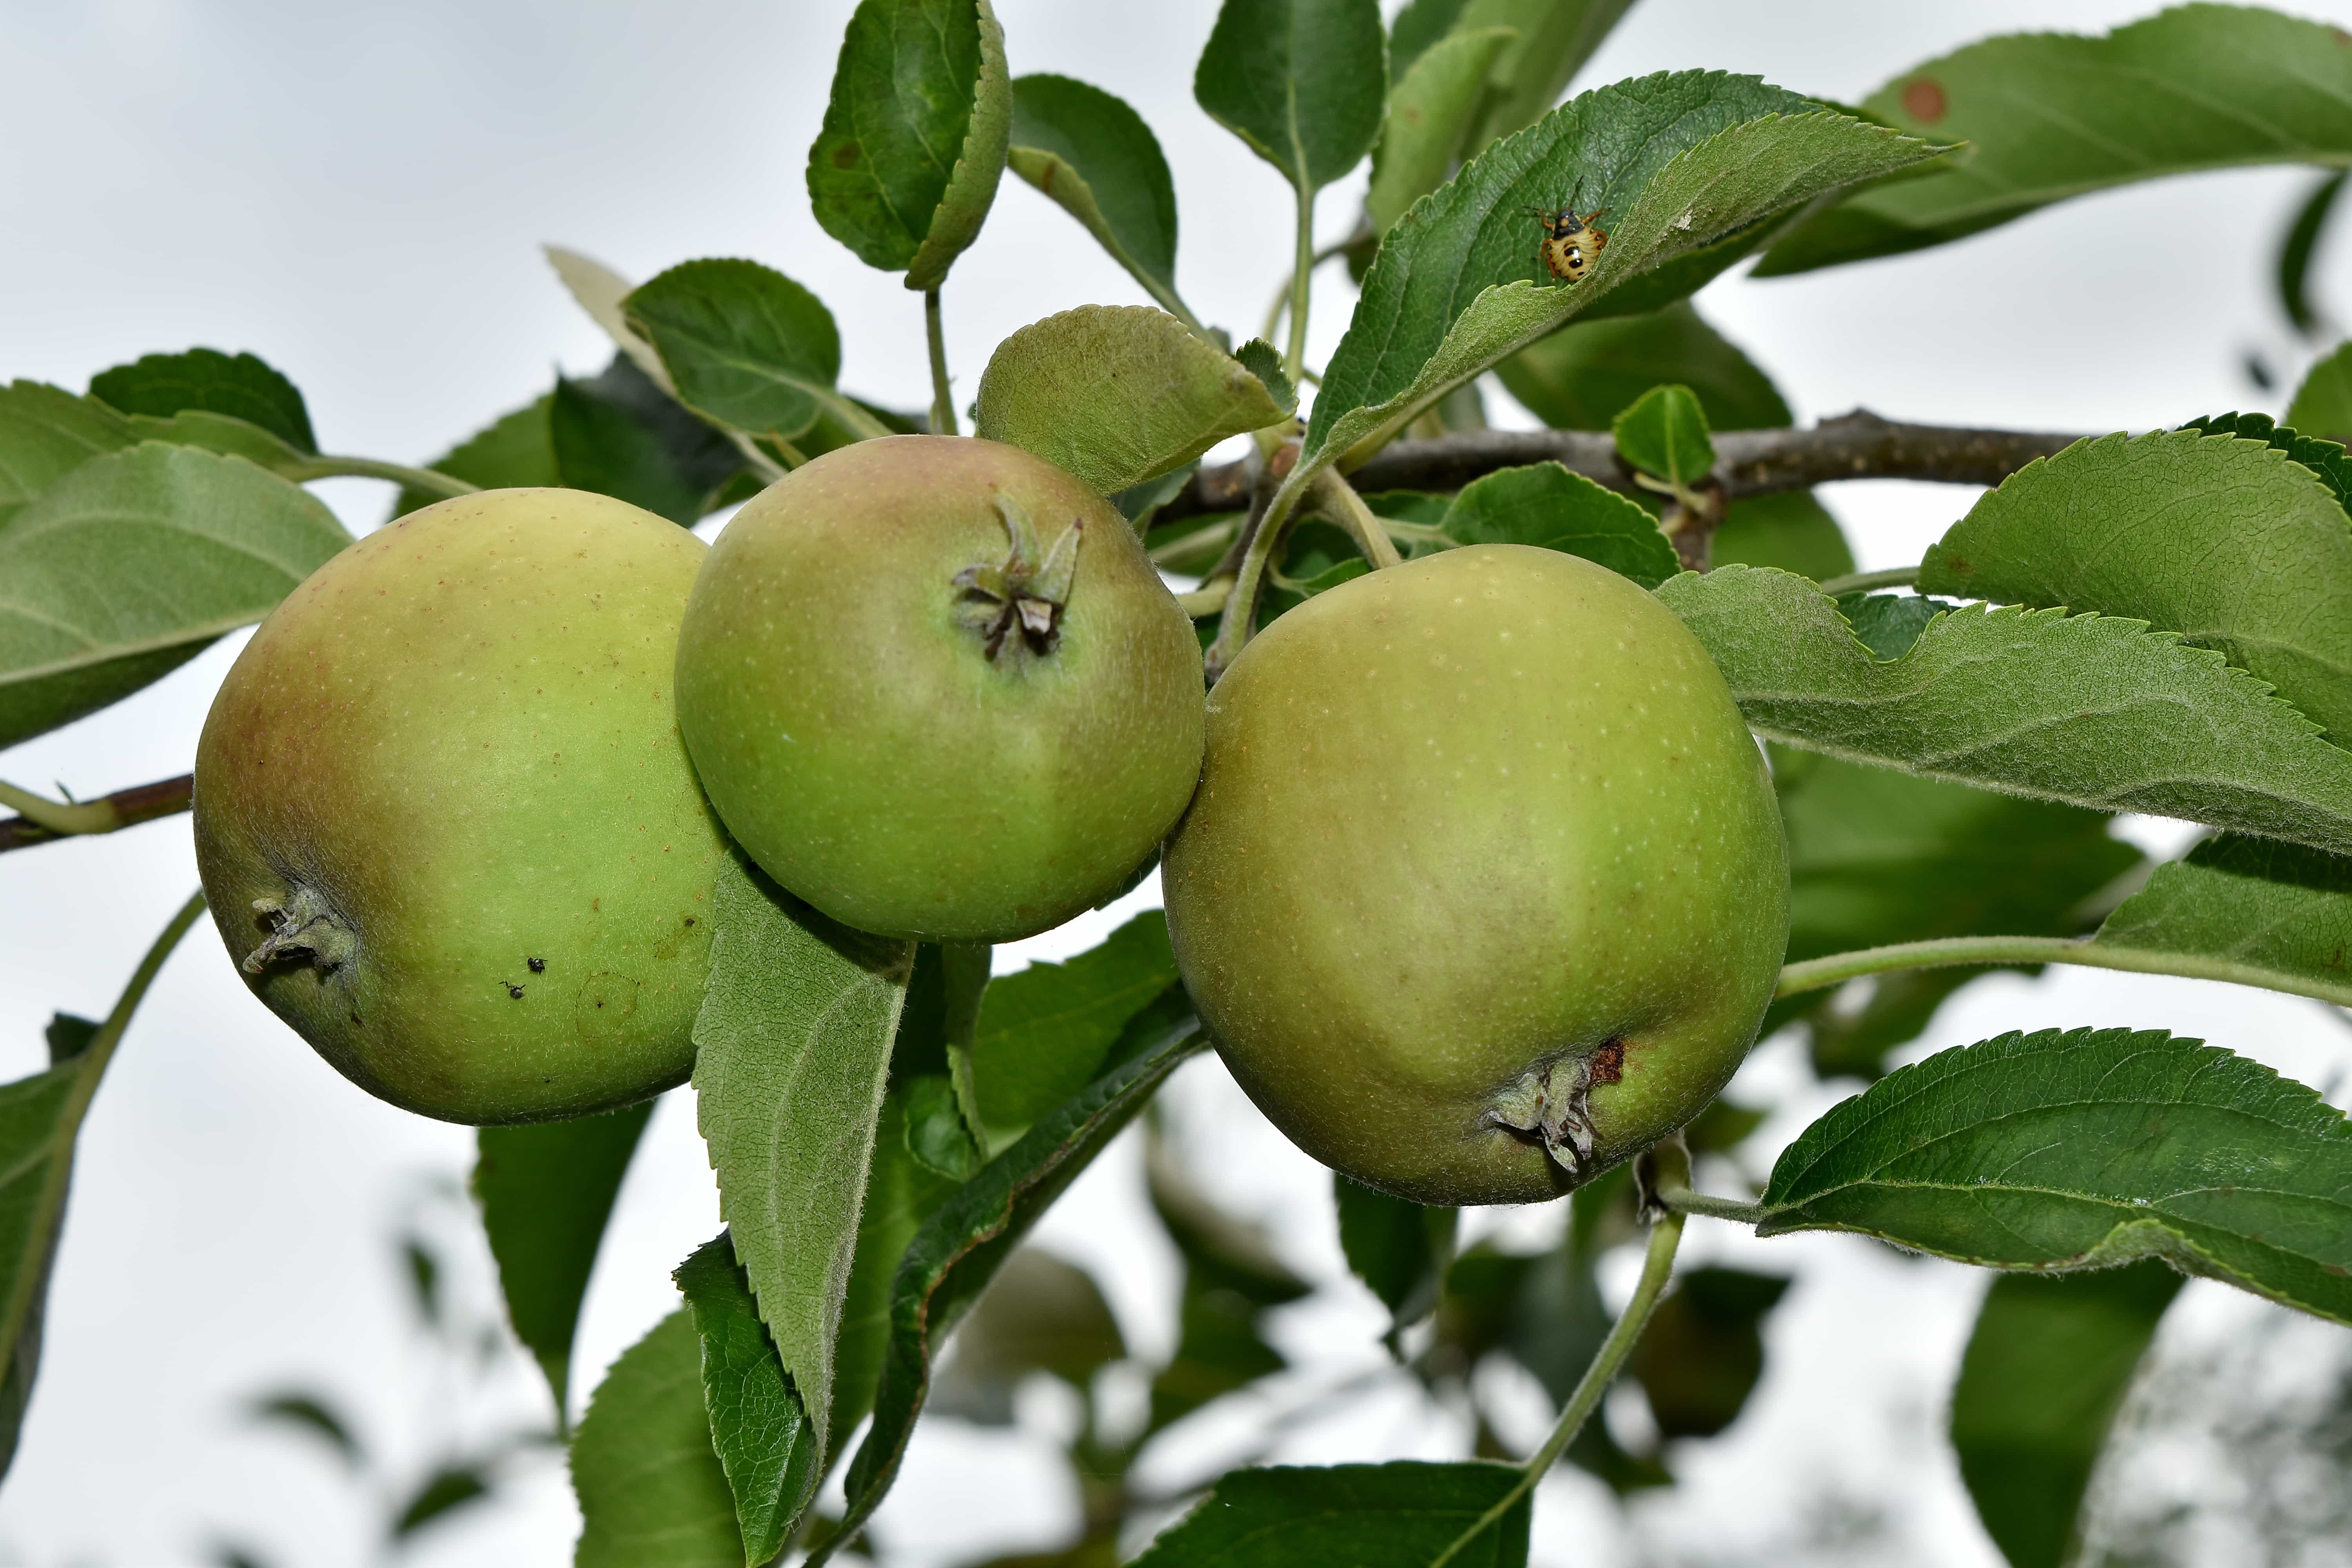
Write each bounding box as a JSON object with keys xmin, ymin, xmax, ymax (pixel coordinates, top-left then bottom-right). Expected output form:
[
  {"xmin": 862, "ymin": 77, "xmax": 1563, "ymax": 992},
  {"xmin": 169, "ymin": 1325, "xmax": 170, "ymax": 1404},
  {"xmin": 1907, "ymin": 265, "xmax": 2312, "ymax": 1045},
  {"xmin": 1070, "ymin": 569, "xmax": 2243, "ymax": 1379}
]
[
  {"xmin": 1776, "ymin": 934, "xmax": 2352, "ymax": 1009},
  {"xmin": 926, "ymin": 289, "xmax": 958, "ymax": 437}
]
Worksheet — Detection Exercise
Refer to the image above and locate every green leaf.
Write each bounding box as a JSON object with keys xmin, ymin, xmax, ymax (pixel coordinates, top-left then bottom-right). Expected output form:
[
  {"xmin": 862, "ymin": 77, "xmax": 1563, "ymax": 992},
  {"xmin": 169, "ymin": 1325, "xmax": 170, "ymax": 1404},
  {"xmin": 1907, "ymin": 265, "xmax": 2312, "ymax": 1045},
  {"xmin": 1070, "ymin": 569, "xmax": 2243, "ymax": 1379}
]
[
  {"xmin": 1306, "ymin": 73, "xmax": 1940, "ymax": 466},
  {"xmin": 1437, "ymin": 461, "xmax": 1679, "ymax": 587},
  {"xmin": 1832, "ymin": 589, "xmax": 1955, "ymax": 661},
  {"xmin": 1367, "ymin": 25, "xmax": 1518, "ymax": 236},
  {"xmin": 1758, "ymin": 6, "xmax": 2352, "ymax": 276},
  {"xmin": 120, "ymin": 409, "xmax": 310, "ymax": 481},
  {"xmin": 1008, "ymin": 74, "xmax": 1184, "ymax": 310},
  {"xmin": 1129, "ymin": 1461, "xmax": 1530, "ymax": 1566},
  {"xmin": 816, "ymin": 1011, "xmax": 1206, "ymax": 1564},
  {"xmin": 1495, "ymin": 299, "xmax": 1789, "ymax": 432},
  {"xmin": 0, "ymin": 383, "xmax": 134, "ymax": 528},
  {"xmin": 1335, "ymin": 1174, "xmax": 1457, "ymax": 1339},
  {"xmin": 674, "ymin": 1232, "xmax": 822, "ymax": 1565},
  {"xmin": 1758, "ymin": 1027, "xmax": 2352, "ymax": 1324},
  {"xmin": 1950, "ymin": 1262, "xmax": 2184, "ymax": 1568},
  {"xmin": 571, "ymin": 1309, "xmax": 740, "ymax": 1568},
  {"xmin": 1389, "ymin": 0, "xmax": 1467, "ymax": 78},
  {"xmin": 1712, "ymin": 490, "xmax": 1852, "ymax": 580},
  {"xmin": 1233, "ymin": 338, "xmax": 1299, "ymax": 417},
  {"xmin": 831, "ymin": 1091, "xmax": 963, "ymax": 1460},
  {"xmin": 691, "ymin": 852, "xmax": 913, "ymax": 1458},
  {"xmin": 88, "ymin": 348, "xmax": 316, "ymax": 454},
  {"xmin": 2289, "ymin": 340, "xmax": 2352, "ymax": 441},
  {"xmin": 2089, "ymin": 831, "xmax": 2352, "ymax": 1006},
  {"xmin": 807, "ymin": 0, "xmax": 1011, "ymax": 289},
  {"xmin": 1656, "ymin": 566, "xmax": 2352, "ymax": 858},
  {"xmin": 624, "ymin": 259, "xmax": 854, "ymax": 448},
  {"xmin": 392, "ymin": 1465, "xmax": 494, "ymax": 1540},
  {"xmin": 1610, "ymin": 383, "xmax": 1712, "ymax": 488},
  {"xmin": 970, "ymin": 911, "xmax": 1180, "ymax": 1147},
  {"xmin": 929, "ymin": 1247, "xmax": 1126, "ymax": 1424},
  {"xmin": 246, "ymin": 1391, "xmax": 365, "ymax": 1468},
  {"xmin": 2280, "ymin": 170, "xmax": 2347, "ymax": 338},
  {"xmin": 1772, "ymin": 748, "xmax": 2141, "ymax": 1078},
  {"xmin": 1626, "ymin": 1266, "xmax": 1789, "ymax": 1440},
  {"xmin": 0, "ymin": 894, "xmax": 203, "ymax": 1481},
  {"xmin": 392, "ymin": 394, "xmax": 560, "ymax": 519},
  {"xmin": 0, "ymin": 443, "xmax": 350, "ymax": 750},
  {"xmin": 1917, "ymin": 429, "xmax": 2352, "ymax": 742},
  {"xmin": 1459, "ymin": 0, "xmax": 1644, "ymax": 149},
  {"xmin": 552, "ymin": 356, "xmax": 749, "ymax": 526},
  {"xmin": 1194, "ymin": 0, "xmax": 1387, "ymax": 196},
  {"xmin": 973, "ymin": 307, "xmax": 1290, "ymax": 495},
  {"xmin": 2180, "ymin": 409, "xmax": 2352, "ymax": 513},
  {"xmin": 473, "ymin": 1100, "xmax": 655, "ymax": 1421},
  {"xmin": 1489, "ymin": 300, "xmax": 1850, "ymax": 577}
]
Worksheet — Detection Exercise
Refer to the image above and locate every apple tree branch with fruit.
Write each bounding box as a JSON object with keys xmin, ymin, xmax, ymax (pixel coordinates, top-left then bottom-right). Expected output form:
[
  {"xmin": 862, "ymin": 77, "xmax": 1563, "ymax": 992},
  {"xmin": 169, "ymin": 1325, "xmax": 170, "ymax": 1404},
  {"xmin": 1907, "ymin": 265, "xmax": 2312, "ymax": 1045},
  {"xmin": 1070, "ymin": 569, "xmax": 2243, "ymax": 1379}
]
[{"xmin": 7, "ymin": 2, "xmax": 2352, "ymax": 1564}]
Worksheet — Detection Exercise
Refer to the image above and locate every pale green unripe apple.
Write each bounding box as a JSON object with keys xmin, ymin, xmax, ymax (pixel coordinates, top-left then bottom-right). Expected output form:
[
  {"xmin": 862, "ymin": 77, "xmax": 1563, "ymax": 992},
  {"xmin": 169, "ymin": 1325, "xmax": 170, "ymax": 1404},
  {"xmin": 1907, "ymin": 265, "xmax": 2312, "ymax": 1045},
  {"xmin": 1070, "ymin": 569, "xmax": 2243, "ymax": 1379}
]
[
  {"xmin": 193, "ymin": 488, "xmax": 728, "ymax": 1124},
  {"xmin": 672, "ymin": 435, "xmax": 1205, "ymax": 942},
  {"xmin": 1163, "ymin": 544, "xmax": 1788, "ymax": 1206}
]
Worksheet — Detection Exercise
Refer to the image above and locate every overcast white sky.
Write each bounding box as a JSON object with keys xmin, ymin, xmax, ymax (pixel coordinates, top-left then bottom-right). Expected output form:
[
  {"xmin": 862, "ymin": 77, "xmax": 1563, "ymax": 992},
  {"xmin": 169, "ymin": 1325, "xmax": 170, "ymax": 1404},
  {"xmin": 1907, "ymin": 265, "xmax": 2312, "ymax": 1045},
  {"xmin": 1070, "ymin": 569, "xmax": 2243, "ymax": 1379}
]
[{"xmin": 5, "ymin": 2, "xmax": 2352, "ymax": 1565}]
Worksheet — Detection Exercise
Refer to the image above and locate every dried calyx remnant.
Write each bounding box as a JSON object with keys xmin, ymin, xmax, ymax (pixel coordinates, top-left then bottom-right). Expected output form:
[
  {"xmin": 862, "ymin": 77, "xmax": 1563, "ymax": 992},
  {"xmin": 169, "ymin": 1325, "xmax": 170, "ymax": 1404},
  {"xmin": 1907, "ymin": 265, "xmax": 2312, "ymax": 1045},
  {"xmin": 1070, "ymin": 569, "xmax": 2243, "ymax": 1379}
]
[
  {"xmin": 244, "ymin": 885, "xmax": 355, "ymax": 974},
  {"xmin": 1483, "ymin": 1037, "xmax": 1626, "ymax": 1174},
  {"xmin": 955, "ymin": 494, "xmax": 1083, "ymax": 660}
]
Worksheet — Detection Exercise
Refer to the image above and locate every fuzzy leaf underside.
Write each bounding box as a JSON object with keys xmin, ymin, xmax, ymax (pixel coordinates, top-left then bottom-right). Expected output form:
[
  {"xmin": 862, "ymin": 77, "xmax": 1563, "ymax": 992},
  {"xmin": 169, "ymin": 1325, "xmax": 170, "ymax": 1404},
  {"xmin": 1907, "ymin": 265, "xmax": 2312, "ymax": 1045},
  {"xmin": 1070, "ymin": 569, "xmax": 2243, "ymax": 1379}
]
[
  {"xmin": 815, "ymin": 1011, "xmax": 1206, "ymax": 1564},
  {"xmin": 1759, "ymin": 1027, "xmax": 2352, "ymax": 1325},
  {"xmin": 1759, "ymin": 4, "xmax": 2352, "ymax": 275},
  {"xmin": 1656, "ymin": 565, "xmax": 2352, "ymax": 857},
  {"xmin": 691, "ymin": 853, "xmax": 912, "ymax": 1458},
  {"xmin": 1366, "ymin": 25, "xmax": 1518, "ymax": 235},
  {"xmin": 0, "ymin": 442, "xmax": 350, "ymax": 750},
  {"xmin": 1919, "ymin": 429, "xmax": 2352, "ymax": 742},
  {"xmin": 0, "ymin": 381, "xmax": 137, "ymax": 529},
  {"xmin": 973, "ymin": 306, "xmax": 1290, "ymax": 494},
  {"xmin": 1307, "ymin": 73, "xmax": 1940, "ymax": 466}
]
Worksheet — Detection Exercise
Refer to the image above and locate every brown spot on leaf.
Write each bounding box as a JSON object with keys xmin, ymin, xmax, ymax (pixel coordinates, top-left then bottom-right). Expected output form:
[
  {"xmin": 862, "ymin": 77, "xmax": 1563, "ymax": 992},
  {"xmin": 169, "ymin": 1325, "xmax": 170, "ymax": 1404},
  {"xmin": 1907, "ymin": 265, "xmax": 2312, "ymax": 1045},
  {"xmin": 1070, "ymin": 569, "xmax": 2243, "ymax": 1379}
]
[
  {"xmin": 831, "ymin": 140, "xmax": 863, "ymax": 170},
  {"xmin": 1902, "ymin": 78, "xmax": 1948, "ymax": 124}
]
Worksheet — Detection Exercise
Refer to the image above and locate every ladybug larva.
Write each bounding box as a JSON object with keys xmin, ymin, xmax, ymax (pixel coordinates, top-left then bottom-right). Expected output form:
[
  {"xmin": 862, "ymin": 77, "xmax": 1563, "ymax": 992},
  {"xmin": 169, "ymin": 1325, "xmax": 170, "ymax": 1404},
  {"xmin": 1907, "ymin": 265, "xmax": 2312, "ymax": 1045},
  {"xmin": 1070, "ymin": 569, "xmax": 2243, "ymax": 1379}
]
[{"xmin": 1530, "ymin": 205, "xmax": 1608, "ymax": 283}]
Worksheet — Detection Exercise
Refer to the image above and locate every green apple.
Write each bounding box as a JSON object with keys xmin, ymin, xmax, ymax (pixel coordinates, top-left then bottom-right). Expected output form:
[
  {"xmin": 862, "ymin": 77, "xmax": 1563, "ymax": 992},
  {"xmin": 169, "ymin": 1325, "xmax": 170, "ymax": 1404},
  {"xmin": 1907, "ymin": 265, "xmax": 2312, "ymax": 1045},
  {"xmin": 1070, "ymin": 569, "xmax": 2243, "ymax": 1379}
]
[
  {"xmin": 193, "ymin": 488, "xmax": 728, "ymax": 1123},
  {"xmin": 673, "ymin": 435, "xmax": 1204, "ymax": 942},
  {"xmin": 1163, "ymin": 544, "xmax": 1788, "ymax": 1205}
]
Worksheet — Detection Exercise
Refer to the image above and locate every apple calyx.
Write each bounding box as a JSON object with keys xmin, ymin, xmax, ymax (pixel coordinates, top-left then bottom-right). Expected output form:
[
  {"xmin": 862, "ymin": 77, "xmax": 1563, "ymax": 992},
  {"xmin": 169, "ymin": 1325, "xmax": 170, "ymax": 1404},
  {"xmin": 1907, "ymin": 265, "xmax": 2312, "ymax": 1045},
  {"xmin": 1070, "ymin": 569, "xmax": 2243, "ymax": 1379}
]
[
  {"xmin": 1483, "ymin": 1037, "xmax": 1626, "ymax": 1174},
  {"xmin": 954, "ymin": 494, "xmax": 1083, "ymax": 661},
  {"xmin": 243, "ymin": 885, "xmax": 356, "ymax": 975}
]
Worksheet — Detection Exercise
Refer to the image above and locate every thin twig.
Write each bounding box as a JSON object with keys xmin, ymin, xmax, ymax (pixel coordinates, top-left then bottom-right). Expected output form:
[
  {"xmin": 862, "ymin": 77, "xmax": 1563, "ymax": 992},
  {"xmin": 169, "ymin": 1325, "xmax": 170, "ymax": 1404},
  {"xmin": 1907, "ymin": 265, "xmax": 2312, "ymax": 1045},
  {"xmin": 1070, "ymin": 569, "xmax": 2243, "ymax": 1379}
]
[
  {"xmin": 1157, "ymin": 410, "xmax": 2086, "ymax": 526},
  {"xmin": 0, "ymin": 773, "xmax": 195, "ymax": 854},
  {"xmin": 1429, "ymin": 1205, "xmax": 1685, "ymax": 1567}
]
